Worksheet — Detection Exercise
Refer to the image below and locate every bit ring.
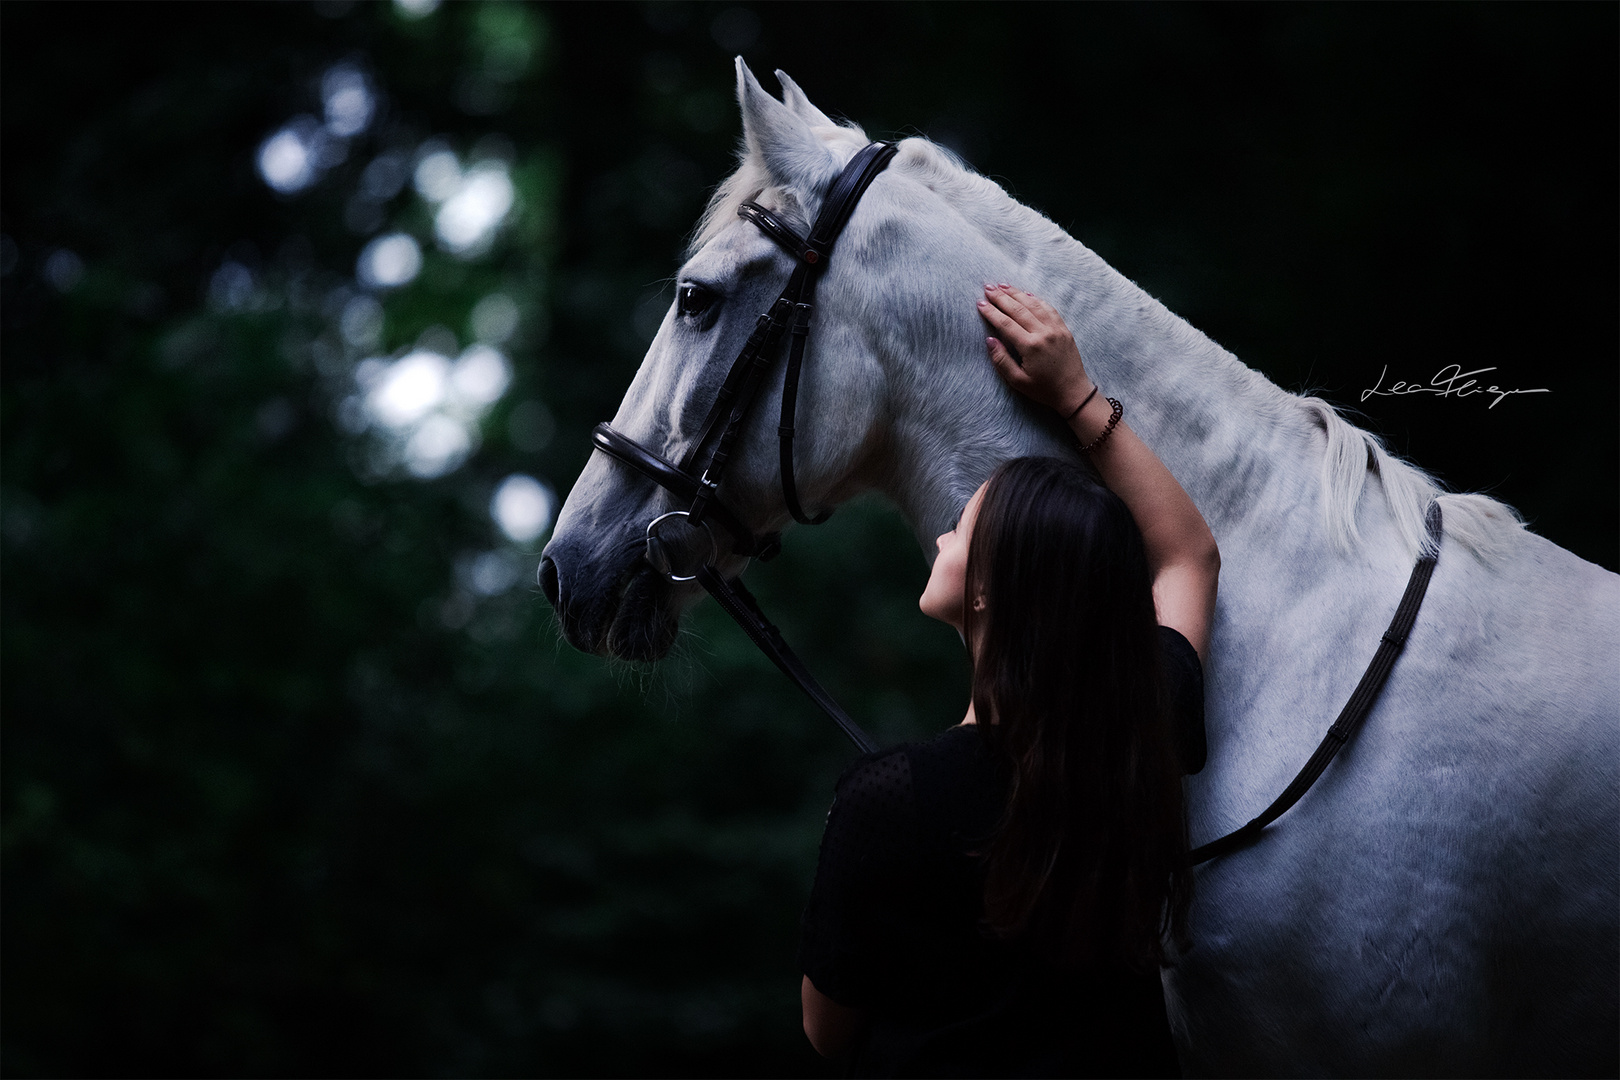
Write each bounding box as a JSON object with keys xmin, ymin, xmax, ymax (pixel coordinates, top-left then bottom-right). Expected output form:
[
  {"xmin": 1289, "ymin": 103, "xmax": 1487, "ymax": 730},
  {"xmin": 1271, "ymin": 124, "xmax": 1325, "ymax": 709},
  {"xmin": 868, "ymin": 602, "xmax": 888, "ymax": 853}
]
[{"xmin": 644, "ymin": 511, "xmax": 718, "ymax": 582}]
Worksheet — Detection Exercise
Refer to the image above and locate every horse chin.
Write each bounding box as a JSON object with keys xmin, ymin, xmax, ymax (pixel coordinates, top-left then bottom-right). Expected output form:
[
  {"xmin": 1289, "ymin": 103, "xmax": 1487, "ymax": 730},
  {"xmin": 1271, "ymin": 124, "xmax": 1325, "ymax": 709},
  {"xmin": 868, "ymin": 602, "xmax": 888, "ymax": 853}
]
[{"xmin": 602, "ymin": 565, "xmax": 681, "ymax": 662}]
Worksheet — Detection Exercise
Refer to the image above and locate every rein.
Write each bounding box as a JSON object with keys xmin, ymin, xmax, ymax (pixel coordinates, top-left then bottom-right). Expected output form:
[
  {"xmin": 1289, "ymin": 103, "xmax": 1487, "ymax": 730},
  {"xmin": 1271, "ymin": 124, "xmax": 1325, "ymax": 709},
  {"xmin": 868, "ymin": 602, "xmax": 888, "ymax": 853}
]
[
  {"xmin": 587, "ymin": 140, "xmax": 1446, "ymax": 863},
  {"xmin": 1189, "ymin": 502, "xmax": 1444, "ymax": 864}
]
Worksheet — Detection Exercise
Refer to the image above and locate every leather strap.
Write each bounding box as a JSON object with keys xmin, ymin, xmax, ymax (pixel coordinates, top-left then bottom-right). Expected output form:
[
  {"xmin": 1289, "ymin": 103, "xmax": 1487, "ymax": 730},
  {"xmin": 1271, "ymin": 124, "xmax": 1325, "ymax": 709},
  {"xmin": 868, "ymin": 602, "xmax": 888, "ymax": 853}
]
[
  {"xmin": 696, "ymin": 565, "xmax": 877, "ymax": 754},
  {"xmin": 677, "ymin": 294, "xmax": 800, "ymax": 475},
  {"xmin": 691, "ymin": 290, "xmax": 808, "ymax": 522},
  {"xmin": 1188, "ymin": 502, "xmax": 1444, "ymax": 865},
  {"xmin": 806, "ymin": 141, "xmax": 900, "ymax": 257},
  {"xmin": 589, "ymin": 143, "xmax": 898, "ymax": 753},
  {"xmin": 592, "ymin": 423, "xmax": 780, "ymax": 560},
  {"xmin": 779, "ymin": 302, "xmax": 830, "ymax": 524},
  {"xmin": 738, "ymin": 202, "xmax": 818, "ymax": 265},
  {"xmin": 768, "ymin": 141, "xmax": 900, "ymax": 524}
]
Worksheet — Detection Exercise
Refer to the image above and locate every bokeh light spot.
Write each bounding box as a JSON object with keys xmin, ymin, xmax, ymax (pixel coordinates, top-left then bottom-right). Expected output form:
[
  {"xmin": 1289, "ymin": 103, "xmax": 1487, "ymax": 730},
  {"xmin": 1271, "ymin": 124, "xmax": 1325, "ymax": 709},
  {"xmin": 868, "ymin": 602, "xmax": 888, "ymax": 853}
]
[
  {"xmin": 394, "ymin": 0, "xmax": 440, "ymax": 17},
  {"xmin": 470, "ymin": 292, "xmax": 520, "ymax": 343},
  {"xmin": 357, "ymin": 232, "xmax": 422, "ymax": 289},
  {"xmin": 435, "ymin": 163, "xmax": 514, "ymax": 254},
  {"xmin": 340, "ymin": 295, "xmax": 385, "ymax": 347},
  {"xmin": 463, "ymin": 549, "xmax": 521, "ymax": 596},
  {"xmin": 413, "ymin": 145, "xmax": 462, "ymax": 202},
  {"xmin": 368, "ymin": 350, "xmax": 449, "ymax": 428},
  {"xmin": 322, "ymin": 65, "xmax": 374, "ymax": 137},
  {"xmin": 258, "ymin": 127, "xmax": 315, "ymax": 193},
  {"xmin": 360, "ymin": 151, "xmax": 410, "ymax": 201},
  {"xmin": 209, "ymin": 262, "xmax": 255, "ymax": 310},
  {"xmin": 405, "ymin": 415, "xmax": 472, "ymax": 478},
  {"xmin": 43, "ymin": 249, "xmax": 85, "ymax": 292},
  {"xmin": 492, "ymin": 474, "xmax": 555, "ymax": 544},
  {"xmin": 450, "ymin": 345, "xmax": 511, "ymax": 409}
]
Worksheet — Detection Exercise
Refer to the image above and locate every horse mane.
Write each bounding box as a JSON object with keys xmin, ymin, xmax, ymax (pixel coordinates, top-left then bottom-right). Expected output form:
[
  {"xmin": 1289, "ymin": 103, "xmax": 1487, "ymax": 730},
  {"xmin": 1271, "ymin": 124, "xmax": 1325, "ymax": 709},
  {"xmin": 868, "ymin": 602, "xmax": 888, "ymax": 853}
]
[{"xmin": 694, "ymin": 126, "xmax": 1522, "ymax": 564}]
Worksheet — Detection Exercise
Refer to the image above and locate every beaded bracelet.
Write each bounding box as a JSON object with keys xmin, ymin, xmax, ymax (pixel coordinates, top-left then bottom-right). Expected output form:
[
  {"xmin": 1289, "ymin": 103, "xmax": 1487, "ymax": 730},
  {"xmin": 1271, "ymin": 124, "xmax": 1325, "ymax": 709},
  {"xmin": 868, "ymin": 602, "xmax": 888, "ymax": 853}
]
[
  {"xmin": 1064, "ymin": 384, "xmax": 1100, "ymax": 424},
  {"xmin": 1078, "ymin": 397, "xmax": 1124, "ymax": 453}
]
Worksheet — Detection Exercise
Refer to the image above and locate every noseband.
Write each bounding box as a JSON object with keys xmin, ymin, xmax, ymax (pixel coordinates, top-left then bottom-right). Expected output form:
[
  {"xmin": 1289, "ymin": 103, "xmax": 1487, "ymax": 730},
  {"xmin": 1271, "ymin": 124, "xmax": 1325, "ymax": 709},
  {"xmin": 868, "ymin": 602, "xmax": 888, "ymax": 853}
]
[{"xmin": 587, "ymin": 141, "xmax": 899, "ymax": 754}]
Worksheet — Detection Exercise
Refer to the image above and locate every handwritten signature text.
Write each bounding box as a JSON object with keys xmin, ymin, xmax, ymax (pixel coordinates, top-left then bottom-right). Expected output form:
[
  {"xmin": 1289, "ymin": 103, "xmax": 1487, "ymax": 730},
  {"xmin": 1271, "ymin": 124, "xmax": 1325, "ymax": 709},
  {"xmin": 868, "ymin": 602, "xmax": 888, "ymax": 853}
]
[{"xmin": 1361, "ymin": 364, "xmax": 1550, "ymax": 409}]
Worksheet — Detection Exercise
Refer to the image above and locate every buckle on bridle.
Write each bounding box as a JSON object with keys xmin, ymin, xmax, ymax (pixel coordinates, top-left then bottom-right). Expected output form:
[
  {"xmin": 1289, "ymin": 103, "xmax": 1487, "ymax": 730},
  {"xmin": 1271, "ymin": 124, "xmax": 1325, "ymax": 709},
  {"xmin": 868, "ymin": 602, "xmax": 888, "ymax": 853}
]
[{"xmin": 644, "ymin": 510, "xmax": 718, "ymax": 583}]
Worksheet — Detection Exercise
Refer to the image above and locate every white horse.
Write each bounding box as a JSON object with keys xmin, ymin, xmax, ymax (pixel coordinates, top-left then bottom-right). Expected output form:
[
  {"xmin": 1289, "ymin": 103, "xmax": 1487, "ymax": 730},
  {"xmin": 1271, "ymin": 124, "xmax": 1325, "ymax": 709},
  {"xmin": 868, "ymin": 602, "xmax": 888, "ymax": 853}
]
[{"xmin": 540, "ymin": 62, "xmax": 1619, "ymax": 1076}]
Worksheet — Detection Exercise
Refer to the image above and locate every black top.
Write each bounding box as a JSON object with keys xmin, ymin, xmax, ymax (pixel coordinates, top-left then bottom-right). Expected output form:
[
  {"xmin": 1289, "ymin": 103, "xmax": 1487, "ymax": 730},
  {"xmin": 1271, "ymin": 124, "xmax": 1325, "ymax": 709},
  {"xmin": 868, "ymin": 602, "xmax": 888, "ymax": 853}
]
[{"xmin": 799, "ymin": 626, "xmax": 1205, "ymax": 1078}]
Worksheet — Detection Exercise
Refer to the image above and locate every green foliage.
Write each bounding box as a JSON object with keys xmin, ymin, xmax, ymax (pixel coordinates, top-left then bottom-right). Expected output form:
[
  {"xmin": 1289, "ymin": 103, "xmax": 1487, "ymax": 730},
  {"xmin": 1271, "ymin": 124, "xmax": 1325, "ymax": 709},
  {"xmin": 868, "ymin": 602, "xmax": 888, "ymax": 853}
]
[{"xmin": 2, "ymin": 2, "xmax": 1613, "ymax": 1077}]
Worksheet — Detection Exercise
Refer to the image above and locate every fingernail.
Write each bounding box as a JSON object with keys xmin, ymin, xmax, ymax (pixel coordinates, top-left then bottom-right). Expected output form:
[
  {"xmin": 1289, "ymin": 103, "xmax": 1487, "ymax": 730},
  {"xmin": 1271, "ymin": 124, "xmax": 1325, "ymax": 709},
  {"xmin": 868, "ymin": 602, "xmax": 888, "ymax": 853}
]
[
  {"xmin": 977, "ymin": 299, "xmax": 988, "ymax": 307},
  {"xmin": 986, "ymin": 336, "xmax": 997, "ymax": 349},
  {"xmin": 998, "ymin": 282, "xmax": 1011, "ymax": 290}
]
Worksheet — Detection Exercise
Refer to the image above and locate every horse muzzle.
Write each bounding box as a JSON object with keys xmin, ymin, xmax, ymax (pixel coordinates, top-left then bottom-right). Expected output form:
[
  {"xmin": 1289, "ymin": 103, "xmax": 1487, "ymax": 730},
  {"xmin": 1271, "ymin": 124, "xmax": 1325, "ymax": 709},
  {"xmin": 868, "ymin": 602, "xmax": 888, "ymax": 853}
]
[{"xmin": 538, "ymin": 533, "xmax": 683, "ymax": 662}]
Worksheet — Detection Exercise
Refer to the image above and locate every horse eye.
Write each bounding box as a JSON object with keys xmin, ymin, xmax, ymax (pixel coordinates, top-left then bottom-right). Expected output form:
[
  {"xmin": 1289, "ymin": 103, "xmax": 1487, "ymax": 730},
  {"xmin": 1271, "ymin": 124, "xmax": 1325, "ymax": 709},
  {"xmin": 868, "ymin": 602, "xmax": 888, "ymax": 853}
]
[{"xmin": 677, "ymin": 284, "xmax": 715, "ymax": 318}]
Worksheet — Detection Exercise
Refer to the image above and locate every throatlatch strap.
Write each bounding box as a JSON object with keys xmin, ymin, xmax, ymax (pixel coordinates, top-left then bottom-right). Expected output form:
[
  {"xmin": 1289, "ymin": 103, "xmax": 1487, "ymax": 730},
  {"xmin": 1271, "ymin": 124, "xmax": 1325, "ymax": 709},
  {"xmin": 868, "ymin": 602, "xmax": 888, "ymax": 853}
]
[
  {"xmin": 1188, "ymin": 502, "xmax": 1444, "ymax": 866},
  {"xmin": 696, "ymin": 566, "xmax": 878, "ymax": 754},
  {"xmin": 778, "ymin": 304, "xmax": 828, "ymax": 524},
  {"xmin": 768, "ymin": 142, "xmax": 900, "ymax": 525}
]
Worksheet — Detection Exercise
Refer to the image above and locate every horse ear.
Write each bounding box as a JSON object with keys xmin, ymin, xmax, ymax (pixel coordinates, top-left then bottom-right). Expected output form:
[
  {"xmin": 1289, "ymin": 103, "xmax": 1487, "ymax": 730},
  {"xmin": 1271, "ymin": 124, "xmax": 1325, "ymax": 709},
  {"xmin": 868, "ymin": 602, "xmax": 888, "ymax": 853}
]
[
  {"xmin": 774, "ymin": 69, "xmax": 837, "ymax": 129},
  {"xmin": 736, "ymin": 58, "xmax": 838, "ymax": 193}
]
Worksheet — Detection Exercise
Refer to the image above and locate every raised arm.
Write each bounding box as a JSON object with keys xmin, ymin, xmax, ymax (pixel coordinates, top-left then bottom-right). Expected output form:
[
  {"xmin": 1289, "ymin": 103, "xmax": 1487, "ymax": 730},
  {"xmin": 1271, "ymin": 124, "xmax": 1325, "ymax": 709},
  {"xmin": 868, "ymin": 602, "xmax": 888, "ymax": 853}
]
[{"xmin": 978, "ymin": 284, "xmax": 1219, "ymax": 659}]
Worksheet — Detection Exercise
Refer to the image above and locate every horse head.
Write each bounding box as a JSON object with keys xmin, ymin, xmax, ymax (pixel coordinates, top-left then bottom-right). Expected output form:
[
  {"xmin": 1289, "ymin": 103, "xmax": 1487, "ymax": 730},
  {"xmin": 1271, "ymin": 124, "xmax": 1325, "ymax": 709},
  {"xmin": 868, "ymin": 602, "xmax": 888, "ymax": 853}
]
[{"xmin": 541, "ymin": 61, "xmax": 1067, "ymax": 661}]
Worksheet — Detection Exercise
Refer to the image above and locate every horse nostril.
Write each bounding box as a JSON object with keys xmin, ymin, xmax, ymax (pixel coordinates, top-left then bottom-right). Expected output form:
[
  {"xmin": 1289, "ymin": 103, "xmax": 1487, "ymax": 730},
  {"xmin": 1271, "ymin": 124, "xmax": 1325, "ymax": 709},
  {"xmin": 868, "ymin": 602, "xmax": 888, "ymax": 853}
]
[{"xmin": 538, "ymin": 555, "xmax": 562, "ymax": 610}]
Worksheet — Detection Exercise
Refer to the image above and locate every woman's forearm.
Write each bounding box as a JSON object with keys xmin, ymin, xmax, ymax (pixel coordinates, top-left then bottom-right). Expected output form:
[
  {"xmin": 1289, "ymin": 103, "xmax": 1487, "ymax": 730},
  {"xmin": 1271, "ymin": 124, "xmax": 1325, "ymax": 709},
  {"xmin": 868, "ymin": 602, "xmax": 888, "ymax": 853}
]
[
  {"xmin": 1068, "ymin": 382, "xmax": 1219, "ymax": 656},
  {"xmin": 977, "ymin": 283, "xmax": 1218, "ymax": 655},
  {"xmin": 802, "ymin": 975, "xmax": 864, "ymax": 1059},
  {"xmin": 1067, "ymin": 382, "xmax": 1217, "ymax": 578}
]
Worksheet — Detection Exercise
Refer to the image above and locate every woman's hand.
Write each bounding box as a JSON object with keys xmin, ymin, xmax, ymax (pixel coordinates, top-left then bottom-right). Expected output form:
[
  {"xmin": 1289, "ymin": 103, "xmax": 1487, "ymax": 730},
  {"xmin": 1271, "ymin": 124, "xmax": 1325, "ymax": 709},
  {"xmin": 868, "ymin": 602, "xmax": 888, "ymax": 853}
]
[
  {"xmin": 977, "ymin": 284, "xmax": 1093, "ymax": 417},
  {"xmin": 977, "ymin": 284, "xmax": 1219, "ymax": 661}
]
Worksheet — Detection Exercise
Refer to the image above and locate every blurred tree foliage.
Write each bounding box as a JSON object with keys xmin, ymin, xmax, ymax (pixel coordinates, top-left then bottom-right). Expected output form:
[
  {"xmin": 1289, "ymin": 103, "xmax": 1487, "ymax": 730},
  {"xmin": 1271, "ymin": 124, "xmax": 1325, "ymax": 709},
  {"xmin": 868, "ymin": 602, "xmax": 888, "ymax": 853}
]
[{"xmin": 2, "ymin": 3, "xmax": 1613, "ymax": 1077}]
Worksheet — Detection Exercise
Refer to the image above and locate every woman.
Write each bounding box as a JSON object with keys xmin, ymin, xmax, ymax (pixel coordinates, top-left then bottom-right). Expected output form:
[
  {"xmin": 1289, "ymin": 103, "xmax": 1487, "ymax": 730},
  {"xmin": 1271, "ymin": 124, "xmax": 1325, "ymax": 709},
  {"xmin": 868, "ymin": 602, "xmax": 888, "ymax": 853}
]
[{"xmin": 796, "ymin": 284, "xmax": 1220, "ymax": 1077}]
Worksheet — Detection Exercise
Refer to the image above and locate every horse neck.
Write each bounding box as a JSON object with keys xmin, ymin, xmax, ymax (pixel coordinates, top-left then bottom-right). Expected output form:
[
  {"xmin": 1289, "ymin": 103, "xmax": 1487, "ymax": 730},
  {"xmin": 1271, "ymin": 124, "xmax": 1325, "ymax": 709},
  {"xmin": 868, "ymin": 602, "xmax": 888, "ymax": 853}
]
[
  {"xmin": 1043, "ymin": 248, "xmax": 1320, "ymax": 545},
  {"xmin": 877, "ymin": 226, "xmax": 1322, "ymax": 558}
]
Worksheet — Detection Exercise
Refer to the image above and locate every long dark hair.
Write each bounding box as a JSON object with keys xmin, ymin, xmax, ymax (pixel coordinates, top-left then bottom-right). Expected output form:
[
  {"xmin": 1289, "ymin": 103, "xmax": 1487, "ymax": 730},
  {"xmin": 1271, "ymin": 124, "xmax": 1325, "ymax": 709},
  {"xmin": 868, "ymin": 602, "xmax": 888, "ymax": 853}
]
[{"xmin": 965, "ymin": 456, "xmax": 1190, "ymax": 970}]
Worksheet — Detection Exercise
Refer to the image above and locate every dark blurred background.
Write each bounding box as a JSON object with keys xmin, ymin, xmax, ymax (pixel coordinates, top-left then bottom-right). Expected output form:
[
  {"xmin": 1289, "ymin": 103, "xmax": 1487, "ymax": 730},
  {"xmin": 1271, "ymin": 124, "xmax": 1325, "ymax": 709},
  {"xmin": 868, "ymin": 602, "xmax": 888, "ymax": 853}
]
[{"xmin": 3, "ymin": 2, "xmax": 1614, "ymax": 1076}]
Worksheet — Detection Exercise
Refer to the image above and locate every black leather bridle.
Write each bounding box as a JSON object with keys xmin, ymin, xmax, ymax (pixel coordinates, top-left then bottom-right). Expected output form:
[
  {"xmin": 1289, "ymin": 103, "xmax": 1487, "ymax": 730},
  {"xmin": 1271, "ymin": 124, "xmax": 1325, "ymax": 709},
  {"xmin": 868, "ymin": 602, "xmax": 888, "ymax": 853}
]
[
  {"xmin": 583, "ymin": 138, "xmax": 1446, "ymax": 867},
  {"xmin": 588, "ymin": 141, "xmax": 899, "ymax": 755}
]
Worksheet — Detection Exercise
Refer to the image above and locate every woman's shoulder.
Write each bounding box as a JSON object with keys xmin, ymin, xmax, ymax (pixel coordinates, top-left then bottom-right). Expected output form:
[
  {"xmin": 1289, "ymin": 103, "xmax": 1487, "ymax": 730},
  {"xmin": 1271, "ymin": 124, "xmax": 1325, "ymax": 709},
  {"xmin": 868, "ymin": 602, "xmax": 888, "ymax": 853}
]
[
  {"xmin": 1157, "ymin": 623, "xmax": 1202, "ymax": 677},
  {"xmin": 831, "ymin": 727, "xmax": 1000, "ymax": 841},
  {"xmin": 906, "ymin": 727, "xmax": 1005, "ymax": 850},
  {"xmin": 827, "ymin": 744, "xmax": 917, "ymax": 841},
  {"xmin": 835, "ymin": 726, "xmax": 982, "ymax": 790}
]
